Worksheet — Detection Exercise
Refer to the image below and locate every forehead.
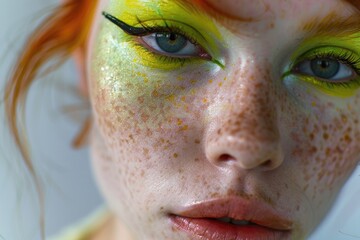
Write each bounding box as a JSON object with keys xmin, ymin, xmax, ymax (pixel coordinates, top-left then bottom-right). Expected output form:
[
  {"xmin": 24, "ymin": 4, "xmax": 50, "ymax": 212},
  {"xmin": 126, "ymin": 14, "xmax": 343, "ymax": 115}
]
[{"xmin": 113, "ymin": 0, "xmax": 359, "ymax": 23}]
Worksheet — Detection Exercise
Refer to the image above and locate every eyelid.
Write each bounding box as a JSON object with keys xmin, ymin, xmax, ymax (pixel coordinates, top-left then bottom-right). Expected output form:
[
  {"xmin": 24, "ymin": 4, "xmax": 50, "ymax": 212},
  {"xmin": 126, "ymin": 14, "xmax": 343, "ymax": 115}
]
[
  {"xmin": 102, "ymin": 11, "xmax": 225, "ymax": 69},
  {"xmin": 291, "ymin": 46, "xmax": 360, "ymax": 74},
  {"xmin": 282, "ymin": 45, "xmax": 360, "ymax": 97},
  {"xmin": 293, "ymin": 59, "xmax": 356, "ymax": 82}
]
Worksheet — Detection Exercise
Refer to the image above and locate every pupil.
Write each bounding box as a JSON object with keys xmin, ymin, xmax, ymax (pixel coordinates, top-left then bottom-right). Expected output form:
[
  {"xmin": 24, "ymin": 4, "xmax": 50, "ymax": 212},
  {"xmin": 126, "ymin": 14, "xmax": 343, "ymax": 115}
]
[
  {"xmin": 310, "ymin": 58, "xmax": 340, "ymax": 79},
  {"xmin": 319, "ymin": 60, "xmax": 329, "ymax": 69},
  {"xmin": 156, "ymin": 32, "xmax": 187, "ymax": 53},
  {"xmin": 169, "ymin": 33, "xmax": 177, "ymax": 41}
]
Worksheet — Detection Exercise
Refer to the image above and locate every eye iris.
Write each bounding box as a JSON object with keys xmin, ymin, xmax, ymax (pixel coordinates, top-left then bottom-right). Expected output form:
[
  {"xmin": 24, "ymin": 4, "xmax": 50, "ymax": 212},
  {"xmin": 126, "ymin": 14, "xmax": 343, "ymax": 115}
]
[
  {"xmin": 310, "ymin": 58, "xmax": 340, "ymax": 79},
  {"xmin": 155, "ymin": 32, "xmax": 187, "ymax": 53}
]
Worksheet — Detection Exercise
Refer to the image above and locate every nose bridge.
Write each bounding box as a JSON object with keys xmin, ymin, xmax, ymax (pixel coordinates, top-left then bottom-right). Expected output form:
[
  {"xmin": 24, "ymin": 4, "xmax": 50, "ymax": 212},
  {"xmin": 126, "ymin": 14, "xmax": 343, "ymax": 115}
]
[
  {"xmin": 205, "ymin": 59, "xmax": 283, "ymax": 171},
  {"xmin": 226, "ymin": 61, "xmax": 277, "ymax": 139}
]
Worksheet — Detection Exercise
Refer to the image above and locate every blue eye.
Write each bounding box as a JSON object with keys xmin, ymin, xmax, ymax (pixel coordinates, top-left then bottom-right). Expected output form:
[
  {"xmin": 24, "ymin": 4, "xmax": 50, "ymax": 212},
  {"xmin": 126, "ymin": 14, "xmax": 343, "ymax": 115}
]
[
  {"xmin": 155, "ymin": 33, "xmax": 187, "ymax": 53},
  {"xmin": 295, "ymin": 57, "xmax": 355, "ymax": 81},
  {"xmin": 140, "ymin": 32, "xmax": 204, "ymax": 58}
]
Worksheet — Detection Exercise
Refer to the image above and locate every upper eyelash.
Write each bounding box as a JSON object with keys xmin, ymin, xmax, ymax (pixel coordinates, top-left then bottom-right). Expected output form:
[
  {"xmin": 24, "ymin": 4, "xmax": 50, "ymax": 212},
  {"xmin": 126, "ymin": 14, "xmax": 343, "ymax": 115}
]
[
  {"xmin": 290, "ymin": 50, "xmax": 360, "ymax": 91},
  {"xmin": 293, "ymin": 49, "xmax": 360, "ymax": 78},
  {"xmin": 313, "ymin": 51, "xmax": 360, "ymax": 72}
]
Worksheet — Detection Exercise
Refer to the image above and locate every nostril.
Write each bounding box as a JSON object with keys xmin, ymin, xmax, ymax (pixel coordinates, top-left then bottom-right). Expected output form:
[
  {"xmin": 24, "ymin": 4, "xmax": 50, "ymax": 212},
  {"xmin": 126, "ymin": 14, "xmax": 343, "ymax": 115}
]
[
  {"xmin": 218, "ymin": 154, "xmax": 234, "ymax": 162},
  {"xmin": 217, "ymin": 154, "xmax": 275, "ymax": 170},
  {"xmin": 262, "ymin": 159, "xmax": 273, "ymax": 168}
]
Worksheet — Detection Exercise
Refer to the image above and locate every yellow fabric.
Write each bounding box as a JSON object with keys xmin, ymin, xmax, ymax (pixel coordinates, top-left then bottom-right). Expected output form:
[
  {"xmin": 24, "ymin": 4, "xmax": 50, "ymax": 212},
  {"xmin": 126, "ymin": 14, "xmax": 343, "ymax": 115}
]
[{"xmin": 48, "ymin": 207, "xmax": 110, "ymax": 240}]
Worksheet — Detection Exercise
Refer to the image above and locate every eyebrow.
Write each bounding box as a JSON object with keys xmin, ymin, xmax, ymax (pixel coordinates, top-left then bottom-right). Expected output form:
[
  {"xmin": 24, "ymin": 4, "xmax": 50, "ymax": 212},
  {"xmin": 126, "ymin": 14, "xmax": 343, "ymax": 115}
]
[
  {"xmin": 302, "ymin": 11, "xmax": 360, "ymax": 38},
  {"xmin": 346, "ymin": 0, "xmax": 360, "ymax": 10}
]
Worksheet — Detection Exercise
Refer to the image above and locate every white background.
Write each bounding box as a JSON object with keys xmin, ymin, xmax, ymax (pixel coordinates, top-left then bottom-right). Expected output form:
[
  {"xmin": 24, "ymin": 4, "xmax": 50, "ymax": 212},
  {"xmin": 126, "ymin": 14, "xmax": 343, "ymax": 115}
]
[
  {"xmin": 0, "ymin": 0, "xmax": 360, "ymax": 240},
  {"xmin": 0, "ymin": 0, "xmax": 103, "ymax": 240}
]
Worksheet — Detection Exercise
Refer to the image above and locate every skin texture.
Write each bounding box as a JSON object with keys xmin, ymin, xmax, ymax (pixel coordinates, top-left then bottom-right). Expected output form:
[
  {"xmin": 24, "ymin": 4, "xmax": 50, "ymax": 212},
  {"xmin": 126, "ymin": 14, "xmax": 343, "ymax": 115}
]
[{"xmin": 84, "ymin": 0, "xmax": 360, "ymax": 239}]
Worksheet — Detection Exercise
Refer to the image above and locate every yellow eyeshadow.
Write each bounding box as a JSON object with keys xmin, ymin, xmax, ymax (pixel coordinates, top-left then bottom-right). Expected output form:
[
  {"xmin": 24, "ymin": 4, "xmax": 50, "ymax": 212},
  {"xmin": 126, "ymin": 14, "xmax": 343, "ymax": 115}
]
[
  {"xmin": 122, "ymin": 38, "xmax": 203, "ymax": 70},
  {"xmin": 290, "ymin": 36, "xmax": 360, "ymax": 64},
  {"xmin": 297, "ymin": 75, "xmax": 360, "ymax": 98},
  {"xmin": 109, "ymin": 0, "xmax": 224, "ymax": 60},
  {"xmin": 282, "ymin": 34, "xmax": 360, "ymax": 98}
]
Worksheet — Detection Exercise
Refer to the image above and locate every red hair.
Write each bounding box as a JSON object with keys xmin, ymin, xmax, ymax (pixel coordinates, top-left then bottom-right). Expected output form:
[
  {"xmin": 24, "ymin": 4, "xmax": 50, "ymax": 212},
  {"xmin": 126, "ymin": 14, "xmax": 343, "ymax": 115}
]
[{"xmin": 4, "ymin": 0, "xmax": 97, "ymax": 237}]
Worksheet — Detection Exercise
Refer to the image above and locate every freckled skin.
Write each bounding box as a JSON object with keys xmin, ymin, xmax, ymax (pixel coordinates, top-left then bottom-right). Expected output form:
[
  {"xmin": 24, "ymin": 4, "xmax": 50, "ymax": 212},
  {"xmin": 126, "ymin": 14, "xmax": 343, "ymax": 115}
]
[{"xmin": 86, "ymin": 0, "xmax": 360, "ymax": 239}]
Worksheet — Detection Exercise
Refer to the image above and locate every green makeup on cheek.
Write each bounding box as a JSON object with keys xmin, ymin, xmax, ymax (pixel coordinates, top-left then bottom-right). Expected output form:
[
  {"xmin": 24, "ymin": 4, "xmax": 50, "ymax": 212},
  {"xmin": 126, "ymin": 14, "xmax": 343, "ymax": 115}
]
[{"xmin": 92, "ymin": 21, "xmax": 214, "ymax": 107}]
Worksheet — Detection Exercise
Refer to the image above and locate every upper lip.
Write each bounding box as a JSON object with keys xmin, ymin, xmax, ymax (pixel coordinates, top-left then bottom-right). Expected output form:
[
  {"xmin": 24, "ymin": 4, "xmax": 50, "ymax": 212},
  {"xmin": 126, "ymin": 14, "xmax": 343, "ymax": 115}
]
[{"xmin": 172, "ymin": 196, "xmax": 293, "ymax": 231}]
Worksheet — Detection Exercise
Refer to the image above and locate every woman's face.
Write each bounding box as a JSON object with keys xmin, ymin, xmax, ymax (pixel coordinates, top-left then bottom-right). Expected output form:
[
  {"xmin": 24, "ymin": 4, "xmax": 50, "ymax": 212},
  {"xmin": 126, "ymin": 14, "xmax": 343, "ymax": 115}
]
[{"xmin": 86, "ymin": 0, "xmax": 360, "ymax": 239}]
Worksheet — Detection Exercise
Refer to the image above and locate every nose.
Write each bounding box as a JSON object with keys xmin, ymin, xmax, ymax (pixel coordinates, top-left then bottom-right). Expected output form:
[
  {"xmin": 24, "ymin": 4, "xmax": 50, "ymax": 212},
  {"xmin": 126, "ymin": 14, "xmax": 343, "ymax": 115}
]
[{"xmin": 205, "ymin": 63, "xmax": 284, "ymax": 171}]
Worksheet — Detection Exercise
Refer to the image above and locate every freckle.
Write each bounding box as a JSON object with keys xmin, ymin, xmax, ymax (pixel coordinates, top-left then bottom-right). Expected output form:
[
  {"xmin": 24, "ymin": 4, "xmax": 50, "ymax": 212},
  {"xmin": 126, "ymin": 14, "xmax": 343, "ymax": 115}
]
[
  {"xmin": 218, "ymin": 82, "xmax": 223, "ymax": 87},
  {"xmin": 141, "ymin": 113, "xmax": 149, "ymax": 122},
  {"xmin": 166, "ymin": 94, "xmax": 175, "ymax": 102},
  {"xmin": 310, "ymin": 146, "xmax": 317, "ymax": 154},
  {"xmin": 309, "ymin": 133, "xmax": 314, "ymax": 140},
  {"xmin": 152, "ymin": 90, "xmax": 159, "ymax": 97},
  {"xmin": 317, "ymin": 171, "xmax": 325, "ymax": 181},
  {"xmin": 341, "ymin": 114, "xmax": 348, "ymax": 123},
  {"xmin": 190, "ymin": 79, "xmax": 197, "ymax": 84},
  {"xmin": 202, "ymin": 98, "xmax": 208, "ymax": 103},
  {"xmin": 344, "ymin": 134, "xmax": 352, "ymax": 143},
  {"xmin": 143, "ymin": 148, "xmax": 149, "ymax": 155},
  {"xmin": 137, "ymin": 96, "xmax": 144, "ymax": 104},
  {"xmin": 181, "ymin": 125, "xmax": 189, "ymax": 131},
  {"xmin": 177, "ymin": 119, "xmax": 183, "ymax": 126},
  {"xmin": 181, "ymin": 96, "xmax": 186, "ymax": 102},
  {"xmin": 208, "ymin": 79, "xmax": 213, "ymax": 84},
  {"xmin": 311, "ymin": 101, "xmax": 316, "ymax": 107},
  {"xmin": 194, "ymin": 139, "xmax": 200, "ymax": 144},
  {"xmin": 141, "ymin": 170, "xmax": 145, "ymax": 177},
  {"xmin": 325, "ymin": 148, "xmax": 331, "ymax": 156},
  {"xmin": 194, "ymin": 158, "xmax": 199, "ymax": 162},
  {"xmin": 323, "ymin": 133, "xmax": 329, "ymax": 140},
  {"xmin": 173, "ymin": 153, "xmax": 178, "ymax": 158}
]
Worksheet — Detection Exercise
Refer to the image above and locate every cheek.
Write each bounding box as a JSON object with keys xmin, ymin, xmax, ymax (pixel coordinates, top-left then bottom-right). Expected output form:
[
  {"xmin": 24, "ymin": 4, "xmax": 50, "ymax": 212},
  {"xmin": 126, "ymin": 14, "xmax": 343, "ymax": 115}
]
[
  {"xmin": 88, "ymin": 23, "xmax": 218, "ymax": 205},
  {"xmin": 285, "ymin": 92, "xmax": 360, "ymax": 204}
]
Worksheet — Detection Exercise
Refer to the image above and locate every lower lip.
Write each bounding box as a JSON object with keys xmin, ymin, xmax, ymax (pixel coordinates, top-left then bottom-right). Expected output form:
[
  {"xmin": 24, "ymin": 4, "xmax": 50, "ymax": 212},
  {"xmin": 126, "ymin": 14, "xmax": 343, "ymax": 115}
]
[{"xmin": 170, "ymin": 216, "xmax": 290, "ymax": 240}]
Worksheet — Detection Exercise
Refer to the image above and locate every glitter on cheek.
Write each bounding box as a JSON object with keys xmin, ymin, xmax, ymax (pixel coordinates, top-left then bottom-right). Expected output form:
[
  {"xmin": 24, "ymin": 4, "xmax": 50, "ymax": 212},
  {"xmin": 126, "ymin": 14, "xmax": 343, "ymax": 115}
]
[{"xmin": 90, "ymin": 21, "xmax": 226, "ymax": 135}]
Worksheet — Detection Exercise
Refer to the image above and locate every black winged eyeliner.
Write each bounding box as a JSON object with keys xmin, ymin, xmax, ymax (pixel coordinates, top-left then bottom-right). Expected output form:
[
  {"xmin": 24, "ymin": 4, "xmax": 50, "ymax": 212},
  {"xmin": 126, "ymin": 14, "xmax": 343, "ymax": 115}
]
[{"xmin": 102, "ymin": 11, "xmax": 149, "ymax": 36}]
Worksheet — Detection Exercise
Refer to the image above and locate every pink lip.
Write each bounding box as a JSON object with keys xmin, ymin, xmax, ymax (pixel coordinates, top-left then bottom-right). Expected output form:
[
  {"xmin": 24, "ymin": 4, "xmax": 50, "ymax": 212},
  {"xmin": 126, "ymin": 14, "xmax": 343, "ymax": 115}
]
[{"xmin": 170, "ymin": 197, "xmax": 293, "ymax": 240}]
